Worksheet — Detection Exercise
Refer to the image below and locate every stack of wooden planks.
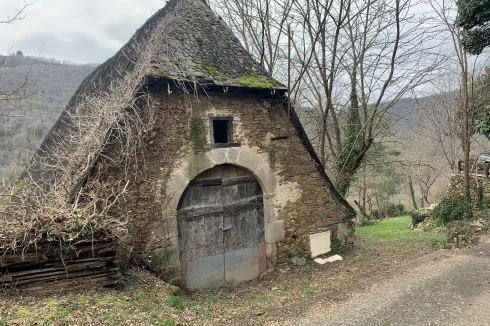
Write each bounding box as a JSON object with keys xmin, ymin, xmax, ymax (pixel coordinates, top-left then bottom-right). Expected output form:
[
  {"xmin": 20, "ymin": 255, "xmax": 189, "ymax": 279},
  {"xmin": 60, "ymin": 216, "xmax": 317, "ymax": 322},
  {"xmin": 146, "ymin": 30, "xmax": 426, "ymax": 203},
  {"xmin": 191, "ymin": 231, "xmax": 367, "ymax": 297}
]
[{"xmin": 0, "ymin": 241, "xmax": 120, "ymax": 292}]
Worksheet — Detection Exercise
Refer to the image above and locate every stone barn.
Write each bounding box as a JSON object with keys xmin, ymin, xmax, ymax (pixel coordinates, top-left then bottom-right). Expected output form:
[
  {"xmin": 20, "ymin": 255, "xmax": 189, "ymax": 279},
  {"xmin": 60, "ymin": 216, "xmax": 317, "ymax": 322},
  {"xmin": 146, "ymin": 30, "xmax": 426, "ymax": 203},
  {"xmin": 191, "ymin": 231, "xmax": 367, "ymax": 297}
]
[{"xmin": 27, "ymin": 0, "xmax": 355, "ymax": 289}]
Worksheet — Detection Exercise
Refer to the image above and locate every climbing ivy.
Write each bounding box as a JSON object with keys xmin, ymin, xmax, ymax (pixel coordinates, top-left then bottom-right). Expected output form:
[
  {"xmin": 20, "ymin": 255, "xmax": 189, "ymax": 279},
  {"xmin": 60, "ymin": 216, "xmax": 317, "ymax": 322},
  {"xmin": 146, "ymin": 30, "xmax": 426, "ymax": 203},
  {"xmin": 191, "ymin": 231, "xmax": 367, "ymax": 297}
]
[
  {"xmin": 189, "ymin": 118, "xmax": 206, "ymax": 151},
  {"xmin": 409, "ymin": 175, "xmax": 418, "ymax": 210},
  {"xmin": 336, "ymin": 73, "xmax": 363, "ymax": 195}
]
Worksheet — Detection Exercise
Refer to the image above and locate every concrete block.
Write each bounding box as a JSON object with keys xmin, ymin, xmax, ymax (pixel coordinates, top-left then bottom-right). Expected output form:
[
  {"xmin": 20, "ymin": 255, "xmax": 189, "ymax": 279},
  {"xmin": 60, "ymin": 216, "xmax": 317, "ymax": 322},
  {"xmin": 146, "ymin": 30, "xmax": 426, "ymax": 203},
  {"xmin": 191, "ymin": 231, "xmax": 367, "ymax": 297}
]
[
  {"xmin": 309, "ymin": 230, "xmax": 331, "ymax": 258},
  {"xmin": 165, "ymin": 217, "xmax": 179, "ymax": 238},
  {"xmin": 165, "ymin": 172, "xmax": 189, "ymax": 210},
  {"xmin": 265, "ymin": 244, "xmax": 277, "ymax": 268},
  {"xmin": 151, "ymin": 218, "xmax": 177, "ymax": 240},
  {"xmin": 265, "ymin": 220, "xmax": 285, "ymax": 244},
  {"xmin": 236, "ymin": 150, "xmax": 263, "ymax": 174},
  {"xmin": 167, "ymin": 236, "xmax": 179, "ymax": 246},
  {"xmin": 186, "ymin": 154, "xmax": 214, "ymax": 180},
  {"xmin": 266, "ymin": 243, "xmax": 277, "ymax": 257}
]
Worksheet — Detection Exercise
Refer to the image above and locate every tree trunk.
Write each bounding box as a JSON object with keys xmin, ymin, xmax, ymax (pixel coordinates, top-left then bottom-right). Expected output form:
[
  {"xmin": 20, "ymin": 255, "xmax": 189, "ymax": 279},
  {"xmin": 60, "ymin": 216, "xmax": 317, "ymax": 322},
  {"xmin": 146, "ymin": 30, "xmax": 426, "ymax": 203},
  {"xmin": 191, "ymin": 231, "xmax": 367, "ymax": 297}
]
[
  {"xmin": 409, "ymin": 175, "xmax": 418, "ymax": 209},
  {"xmin": 462, "ymin": 52, "xmax": 472, "ymax": 216}
]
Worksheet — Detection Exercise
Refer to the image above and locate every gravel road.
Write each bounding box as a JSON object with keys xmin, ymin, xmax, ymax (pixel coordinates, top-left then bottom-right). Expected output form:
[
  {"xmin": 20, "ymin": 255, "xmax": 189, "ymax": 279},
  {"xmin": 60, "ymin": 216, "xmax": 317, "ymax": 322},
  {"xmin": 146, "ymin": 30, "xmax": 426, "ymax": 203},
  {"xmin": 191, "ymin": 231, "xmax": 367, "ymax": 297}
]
[{"xmin": 286, "ymin": 237, "xmax": 490, "ymax": 326}]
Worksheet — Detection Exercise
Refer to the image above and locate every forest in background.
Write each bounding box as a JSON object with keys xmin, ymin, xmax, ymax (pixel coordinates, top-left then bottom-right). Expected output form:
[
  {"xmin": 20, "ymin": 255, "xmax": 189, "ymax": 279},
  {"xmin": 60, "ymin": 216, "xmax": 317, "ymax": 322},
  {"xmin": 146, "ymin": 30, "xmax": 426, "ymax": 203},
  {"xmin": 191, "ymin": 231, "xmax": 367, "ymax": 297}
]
[{"xmin": 0, "ymin": 54, "xmax": 95, "ymax": 185}]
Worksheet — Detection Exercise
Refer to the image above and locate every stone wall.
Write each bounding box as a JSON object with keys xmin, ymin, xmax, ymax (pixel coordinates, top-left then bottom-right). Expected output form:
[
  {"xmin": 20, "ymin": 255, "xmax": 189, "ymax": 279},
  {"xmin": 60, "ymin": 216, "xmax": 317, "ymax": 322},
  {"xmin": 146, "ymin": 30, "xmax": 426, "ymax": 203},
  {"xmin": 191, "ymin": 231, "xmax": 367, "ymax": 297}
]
[
  {"xmin": 109, "ymin": 90, "xmax": 350, "ymax": 282},
  {"xmin": 447, "ymin": 174, "xmax": 490, "ymax": 208}
]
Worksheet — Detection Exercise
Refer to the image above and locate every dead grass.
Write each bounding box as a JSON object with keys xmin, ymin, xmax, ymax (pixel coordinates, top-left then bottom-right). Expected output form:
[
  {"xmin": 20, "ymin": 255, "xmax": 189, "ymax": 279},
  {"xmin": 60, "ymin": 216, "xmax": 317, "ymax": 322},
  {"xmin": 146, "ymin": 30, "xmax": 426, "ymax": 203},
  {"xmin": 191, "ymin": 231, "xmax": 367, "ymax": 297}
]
[{"xmin": 0, "ymin": 218, "xmax": 446, "ymax": 325}]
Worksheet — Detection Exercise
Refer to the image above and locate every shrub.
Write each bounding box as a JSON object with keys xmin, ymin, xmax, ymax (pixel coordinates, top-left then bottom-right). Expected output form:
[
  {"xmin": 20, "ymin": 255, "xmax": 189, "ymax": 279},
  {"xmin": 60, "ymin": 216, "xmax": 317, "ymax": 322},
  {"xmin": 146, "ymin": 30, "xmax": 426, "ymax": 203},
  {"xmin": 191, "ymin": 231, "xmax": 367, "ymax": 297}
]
[
  {"xmin": 369, "ymin": 203, "xmax": 406, "ymax": 219},
  {"xmin": 369, "ymin": 208, "xmax": 380, "ymax": 220},
  {"xmin": 410, "ymin": 211, "xmax": 430, "ymax": 227},
  {"xmin": 358, "ymin": 218, "xmax": 377, "ymax": 227},
  {"xmin": 431, "ymin": 195, "xmax": 470, "ymax": 225},
  {"xmin": 385, "ymin": 203, "xmax": 406, "ymax": 217}
]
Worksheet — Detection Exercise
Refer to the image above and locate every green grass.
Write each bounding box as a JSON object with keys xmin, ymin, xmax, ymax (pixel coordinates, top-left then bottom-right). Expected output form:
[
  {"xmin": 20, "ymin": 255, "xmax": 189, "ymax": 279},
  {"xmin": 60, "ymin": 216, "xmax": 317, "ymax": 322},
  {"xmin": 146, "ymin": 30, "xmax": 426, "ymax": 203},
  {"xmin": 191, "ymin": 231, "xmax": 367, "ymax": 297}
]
[
  {"xmin": 166, "ymin": 295, "xmax": 186, "ymax": 311},
  {"xmin": 356, "ymin": 215, "xmax": 445, "ymax": 246}
]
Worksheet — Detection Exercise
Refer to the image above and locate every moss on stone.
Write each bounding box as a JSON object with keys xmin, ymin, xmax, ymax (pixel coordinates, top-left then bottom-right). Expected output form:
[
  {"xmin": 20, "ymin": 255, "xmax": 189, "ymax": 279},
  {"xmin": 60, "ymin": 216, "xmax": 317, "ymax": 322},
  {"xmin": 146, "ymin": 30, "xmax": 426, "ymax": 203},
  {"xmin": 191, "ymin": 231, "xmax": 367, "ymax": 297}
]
[
  {"xmin": 201, "ymin": 63, "xmax": 227, "ymax": 80},
  {"xmin": 202, "ymin": 63, "xmax": 217, "ymax": 75},
  {"xmin": 235, "ymin": 75, "xmax": 275, "ymax": 89},
  {"xmin": 235, "ymin": 66, "xmax": 275, "ymax": 88}
]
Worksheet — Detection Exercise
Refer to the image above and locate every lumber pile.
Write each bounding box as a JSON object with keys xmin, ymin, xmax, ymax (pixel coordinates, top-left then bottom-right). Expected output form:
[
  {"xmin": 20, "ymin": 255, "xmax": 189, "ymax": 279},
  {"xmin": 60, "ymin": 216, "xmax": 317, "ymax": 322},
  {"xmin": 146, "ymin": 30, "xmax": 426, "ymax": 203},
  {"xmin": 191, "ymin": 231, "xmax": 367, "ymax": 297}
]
[{"xmin": 0, "ymin": 241, "xmax": 120, "ymax": 292}]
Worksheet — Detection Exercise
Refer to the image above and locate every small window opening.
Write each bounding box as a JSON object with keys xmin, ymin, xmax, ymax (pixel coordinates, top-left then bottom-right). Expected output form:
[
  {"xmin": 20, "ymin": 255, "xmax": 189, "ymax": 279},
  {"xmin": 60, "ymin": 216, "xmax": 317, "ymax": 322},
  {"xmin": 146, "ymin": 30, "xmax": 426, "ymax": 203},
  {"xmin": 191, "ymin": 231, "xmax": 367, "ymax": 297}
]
[{"xmin": 212, "ymin": 119, "xmax": 232, "ymax": 143}]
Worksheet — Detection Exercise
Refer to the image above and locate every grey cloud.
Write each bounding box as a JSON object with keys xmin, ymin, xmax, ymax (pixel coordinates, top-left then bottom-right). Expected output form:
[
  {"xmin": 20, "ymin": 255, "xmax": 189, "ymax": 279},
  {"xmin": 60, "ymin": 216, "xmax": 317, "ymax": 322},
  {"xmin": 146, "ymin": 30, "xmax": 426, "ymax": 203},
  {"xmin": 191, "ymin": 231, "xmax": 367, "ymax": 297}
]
[
  {"xmin": 105, "ymin": 19, "xmax": 141, "ymax": 45},
  {"xmin": 0, "ymin": 0, "xmax": 165, "ymax": 63},
  {"xmin": 12, "ymin": 32, "xmax": 117, "ymax": 63}
]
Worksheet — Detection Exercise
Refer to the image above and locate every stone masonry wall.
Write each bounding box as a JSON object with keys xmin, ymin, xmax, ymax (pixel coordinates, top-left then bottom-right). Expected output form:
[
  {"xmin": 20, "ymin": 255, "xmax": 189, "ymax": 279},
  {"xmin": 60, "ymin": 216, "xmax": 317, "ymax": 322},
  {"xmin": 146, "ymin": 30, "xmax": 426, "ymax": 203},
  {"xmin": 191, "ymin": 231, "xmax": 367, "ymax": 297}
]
[
  {"xmin": 447, "ymin": 174, "xmax": 490, "ymax": 208},
  {"xmin": 112, "ymin": 90, "xmax": 347, "ymax": 280}
]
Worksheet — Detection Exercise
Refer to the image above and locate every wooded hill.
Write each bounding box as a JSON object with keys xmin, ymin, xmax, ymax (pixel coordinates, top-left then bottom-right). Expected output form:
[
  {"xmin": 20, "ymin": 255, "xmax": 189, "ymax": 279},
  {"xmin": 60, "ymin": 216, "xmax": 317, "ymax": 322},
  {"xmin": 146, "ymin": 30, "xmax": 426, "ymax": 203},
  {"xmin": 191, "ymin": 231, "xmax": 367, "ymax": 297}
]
[{"xmin": 0, "ymin": 55, "xmax": 95, "ymax": 184}]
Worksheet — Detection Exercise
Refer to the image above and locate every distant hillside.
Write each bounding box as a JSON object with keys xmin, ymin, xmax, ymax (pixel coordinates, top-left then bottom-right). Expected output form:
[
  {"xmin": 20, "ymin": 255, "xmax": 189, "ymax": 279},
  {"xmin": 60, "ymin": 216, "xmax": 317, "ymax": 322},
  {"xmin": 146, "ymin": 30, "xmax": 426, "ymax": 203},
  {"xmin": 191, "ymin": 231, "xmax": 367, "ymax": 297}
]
[
  {"xmin": 0, "ymin": 55, "xmax": 96, "ymax": 183},
  {"xmin": 385, "ymin": 97, "xmax": 422, "ymax": 131}
]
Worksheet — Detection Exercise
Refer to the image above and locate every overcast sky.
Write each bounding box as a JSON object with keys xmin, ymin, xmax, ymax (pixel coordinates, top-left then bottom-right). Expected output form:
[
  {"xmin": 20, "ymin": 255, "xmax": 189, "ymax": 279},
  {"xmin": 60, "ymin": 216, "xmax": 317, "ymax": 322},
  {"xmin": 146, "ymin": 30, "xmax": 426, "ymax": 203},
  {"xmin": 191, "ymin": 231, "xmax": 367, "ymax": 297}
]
[{"xmin": 0, "ymin": 0, "xmax": 168, "ymax": 63}]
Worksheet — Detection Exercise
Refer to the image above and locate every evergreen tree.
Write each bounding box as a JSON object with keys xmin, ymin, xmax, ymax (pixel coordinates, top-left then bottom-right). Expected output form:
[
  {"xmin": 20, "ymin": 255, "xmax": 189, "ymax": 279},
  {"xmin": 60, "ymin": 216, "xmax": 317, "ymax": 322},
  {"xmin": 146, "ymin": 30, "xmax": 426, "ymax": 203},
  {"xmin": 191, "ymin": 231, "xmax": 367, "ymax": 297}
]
[{"xmin": 457, "ymin": 0, "xmax": 490, "ymax": 54}]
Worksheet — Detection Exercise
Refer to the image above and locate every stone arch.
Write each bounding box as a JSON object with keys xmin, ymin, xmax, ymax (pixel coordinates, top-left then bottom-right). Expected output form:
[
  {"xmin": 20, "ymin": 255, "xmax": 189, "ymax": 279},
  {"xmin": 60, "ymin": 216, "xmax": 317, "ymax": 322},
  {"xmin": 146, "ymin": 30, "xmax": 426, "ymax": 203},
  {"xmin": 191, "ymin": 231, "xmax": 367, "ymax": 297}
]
[
  {"xmin": 165, "ymin": 148, "xmax": 277, "ymax": 215},
  {"xmin": 154, "ymin": 147, "xmax": 284, "ymax": 281}
]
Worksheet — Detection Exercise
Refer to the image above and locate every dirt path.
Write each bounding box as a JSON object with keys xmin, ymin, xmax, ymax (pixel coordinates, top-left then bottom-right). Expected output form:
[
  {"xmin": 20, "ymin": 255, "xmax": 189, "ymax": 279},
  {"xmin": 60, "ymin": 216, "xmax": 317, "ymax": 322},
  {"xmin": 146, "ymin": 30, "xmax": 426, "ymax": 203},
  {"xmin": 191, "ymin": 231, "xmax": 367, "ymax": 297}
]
[{"xmin": 276, "ymin": 236, "xmax": 490, "ymax": 326}]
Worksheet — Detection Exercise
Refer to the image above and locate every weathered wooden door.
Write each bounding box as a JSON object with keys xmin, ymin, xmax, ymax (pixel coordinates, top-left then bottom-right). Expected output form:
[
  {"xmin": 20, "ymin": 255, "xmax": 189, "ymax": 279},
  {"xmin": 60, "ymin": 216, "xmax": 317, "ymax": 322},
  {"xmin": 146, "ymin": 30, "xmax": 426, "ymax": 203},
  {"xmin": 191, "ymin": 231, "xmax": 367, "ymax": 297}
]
[{"xmin": 177, "ymin": 165, "xmax": 266, "ymax": 289}]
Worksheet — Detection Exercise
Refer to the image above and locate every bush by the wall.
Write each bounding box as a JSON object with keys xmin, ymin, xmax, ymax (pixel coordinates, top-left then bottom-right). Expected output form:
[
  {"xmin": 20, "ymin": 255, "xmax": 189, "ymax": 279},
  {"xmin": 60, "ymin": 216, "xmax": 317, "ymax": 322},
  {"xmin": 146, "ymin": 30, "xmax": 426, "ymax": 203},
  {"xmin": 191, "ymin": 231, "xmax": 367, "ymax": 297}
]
[{"xmin": 431, "ymin": 195, "xmax": 470, "ymax": 225}]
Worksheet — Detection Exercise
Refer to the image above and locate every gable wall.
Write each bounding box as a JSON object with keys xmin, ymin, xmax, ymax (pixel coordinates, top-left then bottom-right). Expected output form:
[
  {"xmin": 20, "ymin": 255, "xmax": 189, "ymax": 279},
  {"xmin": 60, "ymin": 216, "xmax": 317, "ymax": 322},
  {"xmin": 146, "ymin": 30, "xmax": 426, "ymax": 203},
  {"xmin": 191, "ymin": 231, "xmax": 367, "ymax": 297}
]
[{"xmin": 118, "ymin": 90, "xmax": 347, "ymax": 281}]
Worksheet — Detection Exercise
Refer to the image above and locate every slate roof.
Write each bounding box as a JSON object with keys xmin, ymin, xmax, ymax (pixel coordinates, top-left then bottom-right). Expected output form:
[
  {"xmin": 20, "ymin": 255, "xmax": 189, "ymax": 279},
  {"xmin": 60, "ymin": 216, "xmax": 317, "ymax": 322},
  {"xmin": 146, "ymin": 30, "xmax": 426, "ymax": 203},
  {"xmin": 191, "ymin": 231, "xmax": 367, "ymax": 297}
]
[{"xmin": 68, "ymin": 0, "xmax": 284, "ymax": 109}]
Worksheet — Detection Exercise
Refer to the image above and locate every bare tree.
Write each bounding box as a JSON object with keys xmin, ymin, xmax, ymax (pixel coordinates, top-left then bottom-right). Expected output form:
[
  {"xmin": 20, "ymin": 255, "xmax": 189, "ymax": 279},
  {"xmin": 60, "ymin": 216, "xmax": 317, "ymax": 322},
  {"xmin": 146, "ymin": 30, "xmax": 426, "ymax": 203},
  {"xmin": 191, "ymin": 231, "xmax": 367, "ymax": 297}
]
[
  {"xmin": 209, "ymin": 0, "xmax": 293, "ymax": 79},
  {"xmin": 211, "ymin": 0, "xmax": 444, "ymax": 195},
  {"xmin": 418, "ymin": 70, "xmax": 464, "ymax": 171},
  {"xmin": 0, "ymin": 0, "xmax": 37, "ymax": 24},
  {"xmin": 291, "ymin": 0, "xmax": 443, "ymax": 195}
]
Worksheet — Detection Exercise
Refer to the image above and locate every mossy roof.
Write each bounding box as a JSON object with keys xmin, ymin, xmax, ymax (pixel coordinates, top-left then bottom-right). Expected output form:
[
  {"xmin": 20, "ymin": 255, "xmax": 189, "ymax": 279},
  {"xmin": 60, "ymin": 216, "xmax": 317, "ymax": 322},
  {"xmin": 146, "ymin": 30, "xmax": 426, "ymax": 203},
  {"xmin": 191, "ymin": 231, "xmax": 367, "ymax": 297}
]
[{"xmin": 78, "ymin": 0, "xmax": 285, "ymax": 91}]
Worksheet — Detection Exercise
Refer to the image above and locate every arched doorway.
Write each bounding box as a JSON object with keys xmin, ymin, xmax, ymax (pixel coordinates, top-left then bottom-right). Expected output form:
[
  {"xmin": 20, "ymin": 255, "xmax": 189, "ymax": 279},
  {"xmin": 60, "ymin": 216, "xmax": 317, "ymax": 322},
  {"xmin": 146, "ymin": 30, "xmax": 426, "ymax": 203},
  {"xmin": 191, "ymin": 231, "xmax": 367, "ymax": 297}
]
[{"xmin": 177, "ymin": 164, "xmax": 266, "ymax": 289}]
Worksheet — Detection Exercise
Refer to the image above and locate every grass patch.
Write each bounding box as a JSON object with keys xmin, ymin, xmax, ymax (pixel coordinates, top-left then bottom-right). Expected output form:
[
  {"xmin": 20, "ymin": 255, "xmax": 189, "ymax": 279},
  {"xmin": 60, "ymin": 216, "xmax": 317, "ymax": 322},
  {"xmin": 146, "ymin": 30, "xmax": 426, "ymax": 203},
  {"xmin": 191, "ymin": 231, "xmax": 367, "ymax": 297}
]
[
  {"xmin": 166, "ymin": 295, "xmax": 186, "ymax": 311},
  {"xmin": 356, "ymin": 216, "xmax": 445, "ymax": 247}
]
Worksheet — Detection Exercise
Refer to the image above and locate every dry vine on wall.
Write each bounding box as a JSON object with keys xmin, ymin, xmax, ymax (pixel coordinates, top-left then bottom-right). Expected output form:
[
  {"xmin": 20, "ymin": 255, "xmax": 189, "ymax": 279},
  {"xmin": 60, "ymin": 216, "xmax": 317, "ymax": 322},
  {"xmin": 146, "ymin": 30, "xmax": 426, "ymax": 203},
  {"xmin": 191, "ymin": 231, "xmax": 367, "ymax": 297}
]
[{"xmin": 0, "ymin": 8, "xmax": 189, "ymax": 256}]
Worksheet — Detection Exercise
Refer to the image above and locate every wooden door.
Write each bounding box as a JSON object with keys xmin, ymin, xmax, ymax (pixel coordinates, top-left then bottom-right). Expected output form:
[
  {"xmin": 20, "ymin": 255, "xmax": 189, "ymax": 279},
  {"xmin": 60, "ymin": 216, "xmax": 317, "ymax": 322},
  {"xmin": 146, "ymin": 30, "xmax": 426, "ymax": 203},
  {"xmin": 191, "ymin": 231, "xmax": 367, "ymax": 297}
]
[{"xmin": 177, "ymin": 165, "xmax": 266, "ymax": 289}]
